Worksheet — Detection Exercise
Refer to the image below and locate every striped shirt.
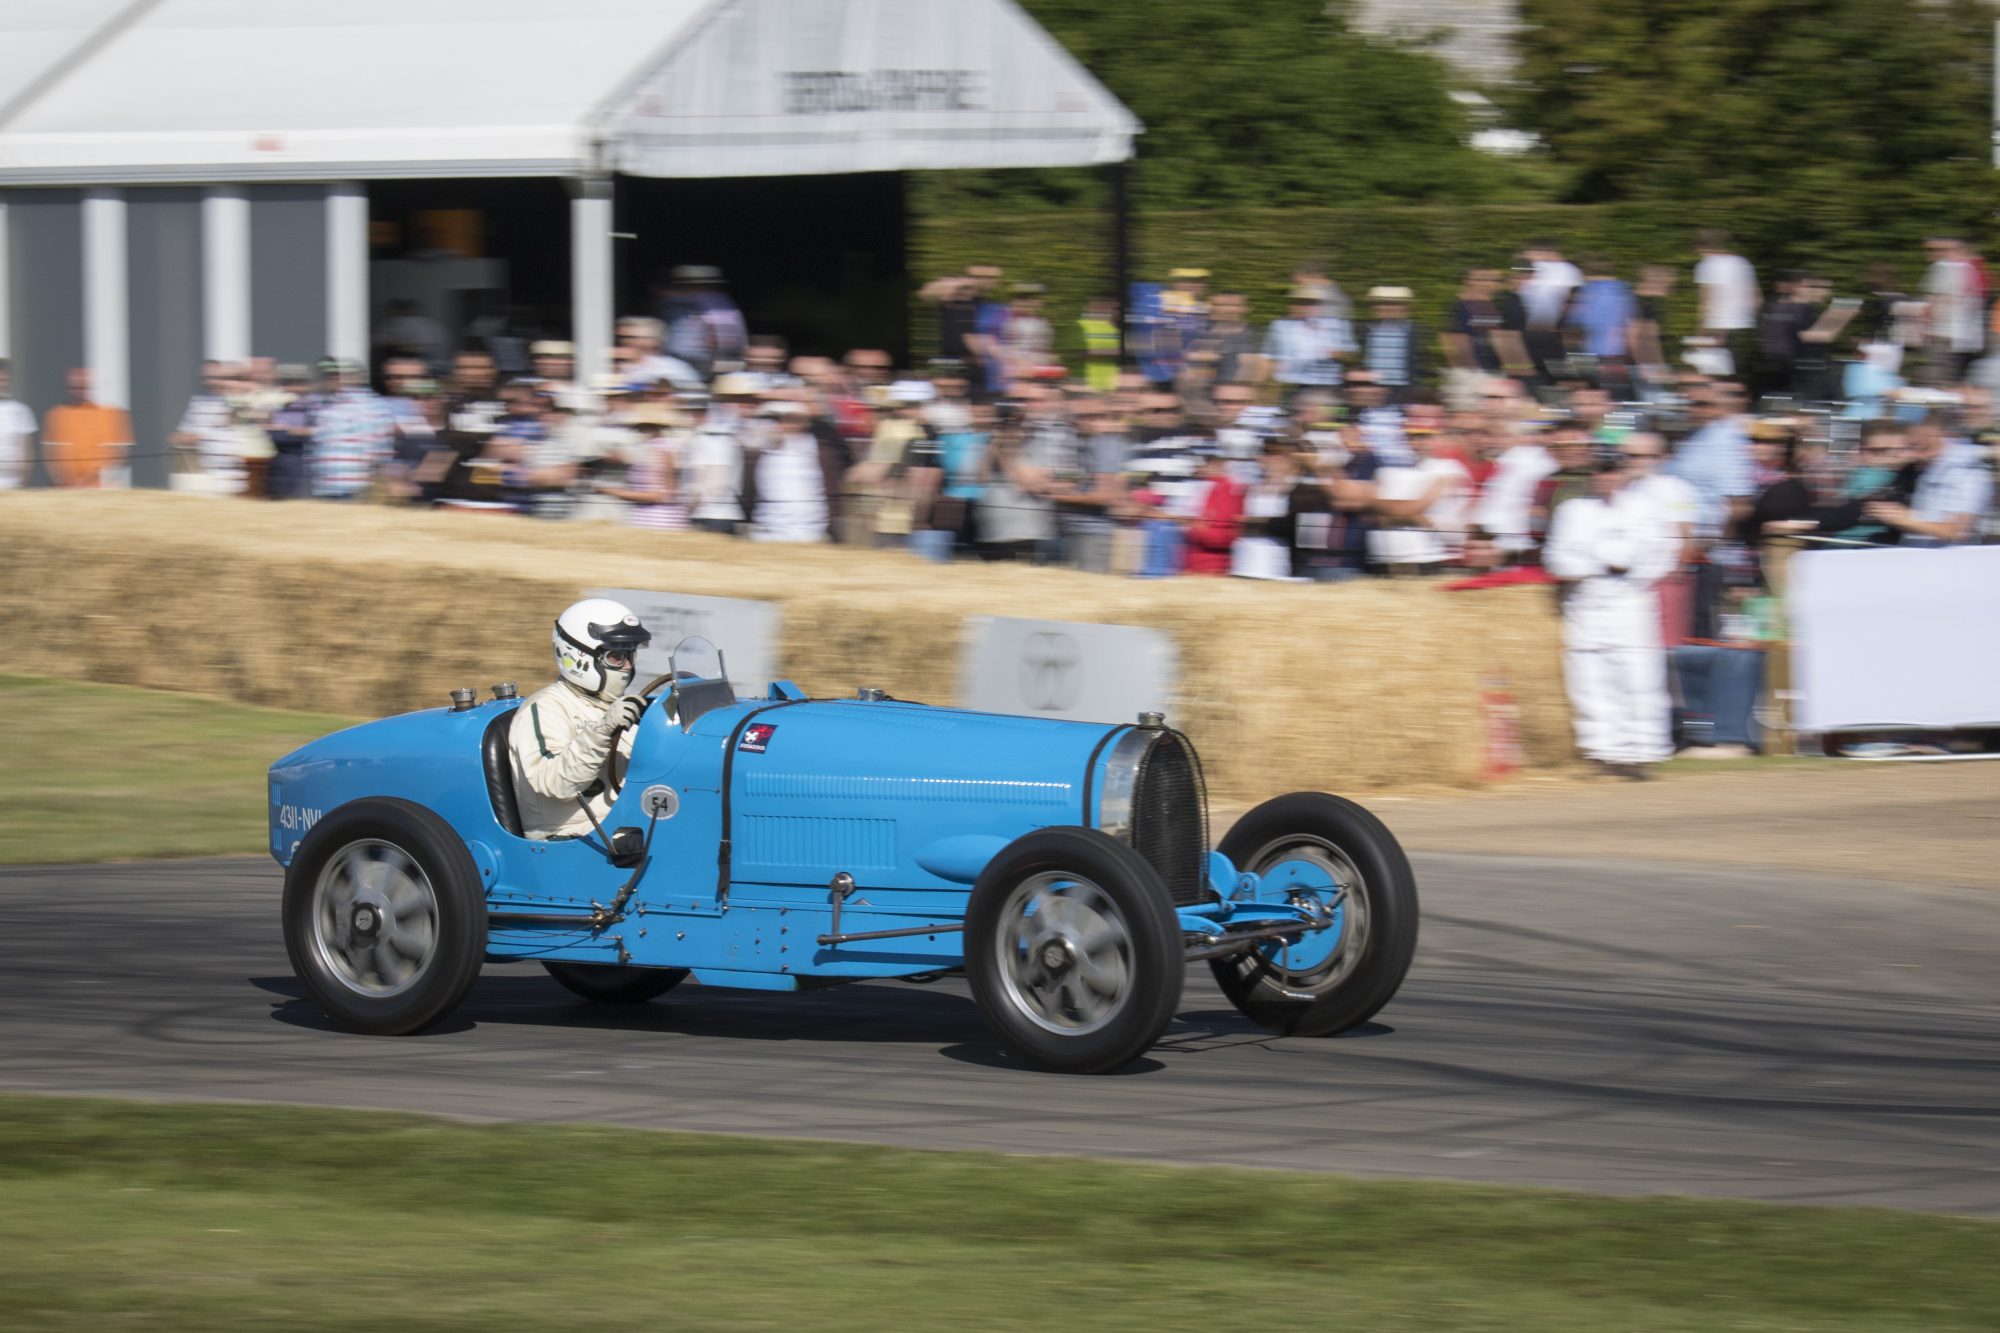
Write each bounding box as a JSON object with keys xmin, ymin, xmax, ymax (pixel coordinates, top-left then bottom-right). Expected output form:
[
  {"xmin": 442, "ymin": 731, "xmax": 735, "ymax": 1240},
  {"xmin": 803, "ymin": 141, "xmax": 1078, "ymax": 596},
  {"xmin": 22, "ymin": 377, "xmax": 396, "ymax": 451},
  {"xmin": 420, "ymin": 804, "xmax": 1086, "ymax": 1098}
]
[{"xmin": 310, "ymin": 388, "xmax": 397, "ymax": 496}]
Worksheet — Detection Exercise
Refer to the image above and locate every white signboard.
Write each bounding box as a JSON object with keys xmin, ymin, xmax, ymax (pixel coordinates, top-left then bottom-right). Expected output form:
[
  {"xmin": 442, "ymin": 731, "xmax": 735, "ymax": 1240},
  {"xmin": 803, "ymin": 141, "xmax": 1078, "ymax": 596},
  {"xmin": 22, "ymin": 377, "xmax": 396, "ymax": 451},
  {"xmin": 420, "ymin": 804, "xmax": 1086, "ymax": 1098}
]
[
  {"xmin": 1789, "ymin": 546, "xmax": 2000, "ymax": 731},
  {"xmin": 588, "ymin": 589, "xmax": 781, "ymax": 697},
  {"xmin": 958, "ymin": 616, "xmax": 1176, "ymax": 726}
]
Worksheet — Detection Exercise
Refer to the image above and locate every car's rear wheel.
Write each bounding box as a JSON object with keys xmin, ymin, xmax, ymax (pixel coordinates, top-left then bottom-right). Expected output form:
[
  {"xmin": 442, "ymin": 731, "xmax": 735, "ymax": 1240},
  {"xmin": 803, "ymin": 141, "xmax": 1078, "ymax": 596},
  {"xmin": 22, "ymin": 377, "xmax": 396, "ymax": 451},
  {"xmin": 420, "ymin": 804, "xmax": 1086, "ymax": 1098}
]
[
  {"xmin": 1211, "ymin": 792, "xmax": 1418, "ymax": 1037},
  {"xmin": 965, "ymin": 827, "xmax": 1182, "ymax": 1074},
  {"xmin": 282, "ymin": 798, "xmax": 487, "ymax": 1036},
  {"xmin": 543, "ymin": 961, "xmax": 688, "ymax": 1003}
]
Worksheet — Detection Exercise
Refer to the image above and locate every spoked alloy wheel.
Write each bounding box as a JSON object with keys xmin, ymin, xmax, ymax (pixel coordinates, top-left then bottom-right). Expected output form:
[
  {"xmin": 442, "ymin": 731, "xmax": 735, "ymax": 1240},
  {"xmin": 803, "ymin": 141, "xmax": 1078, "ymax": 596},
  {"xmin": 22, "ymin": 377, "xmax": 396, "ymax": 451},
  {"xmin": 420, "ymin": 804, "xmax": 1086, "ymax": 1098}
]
[
  {"xmin": 966, "ymin": 827, "xmax": 1181, "ymax": 1074},
  {"xmin": 283, "ymin": 798, "xmax": 487, "ymax": 1036},
  {"xmin": 311, "ymin": 840, "xmax": 439, "ymax": 998},
  {"xmin": 1238, "ymin": 835, "xmax": 1369, "ymax": 997},
  {"xmin": 993, "ymin": 872, "xmax": 1135, "ymax": 1037},
  {"xmin": 1212, "ymin": 792, "xmax": 1418, "ymax": 1038}
]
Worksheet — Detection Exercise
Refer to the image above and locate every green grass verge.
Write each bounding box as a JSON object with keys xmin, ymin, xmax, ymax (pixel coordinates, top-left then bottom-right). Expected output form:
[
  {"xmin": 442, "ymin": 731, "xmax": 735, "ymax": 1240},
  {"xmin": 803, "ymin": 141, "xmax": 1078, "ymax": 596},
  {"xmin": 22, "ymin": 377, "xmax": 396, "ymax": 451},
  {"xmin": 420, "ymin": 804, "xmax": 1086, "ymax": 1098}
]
[
  {"xmin": 0, "ymin": 1096, "xmax": 1993, "ymax": 1331},
  {"xmin": 0, "ymin": 674, "xmax": 353, "ymax": 864}
]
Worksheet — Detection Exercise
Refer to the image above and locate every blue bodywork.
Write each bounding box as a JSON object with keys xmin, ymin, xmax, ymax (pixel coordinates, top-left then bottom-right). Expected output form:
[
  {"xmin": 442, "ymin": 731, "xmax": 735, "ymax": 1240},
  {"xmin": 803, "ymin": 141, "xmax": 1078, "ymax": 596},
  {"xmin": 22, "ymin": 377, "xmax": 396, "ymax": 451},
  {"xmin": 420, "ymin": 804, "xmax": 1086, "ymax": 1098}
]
[{"xmin": 270, "ymin": 683, "xmax": 1342, "ymax": 988}]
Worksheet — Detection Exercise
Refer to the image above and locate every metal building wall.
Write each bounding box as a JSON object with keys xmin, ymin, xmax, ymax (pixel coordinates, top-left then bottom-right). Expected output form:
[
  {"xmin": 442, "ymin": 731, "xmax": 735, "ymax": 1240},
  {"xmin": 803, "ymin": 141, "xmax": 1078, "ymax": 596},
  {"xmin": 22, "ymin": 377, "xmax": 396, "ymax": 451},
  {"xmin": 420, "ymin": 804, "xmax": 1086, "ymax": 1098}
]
[
  {"xmin": 126, "ymin": 188, "xmax": 203, "ymax": 491},
  {"xmin": 250, "ymin": 185, "xmax": 328, "ymax": 367},
  {"xmin": 4, "ymin": 189, "xmax": 84, "ymax": 487}
]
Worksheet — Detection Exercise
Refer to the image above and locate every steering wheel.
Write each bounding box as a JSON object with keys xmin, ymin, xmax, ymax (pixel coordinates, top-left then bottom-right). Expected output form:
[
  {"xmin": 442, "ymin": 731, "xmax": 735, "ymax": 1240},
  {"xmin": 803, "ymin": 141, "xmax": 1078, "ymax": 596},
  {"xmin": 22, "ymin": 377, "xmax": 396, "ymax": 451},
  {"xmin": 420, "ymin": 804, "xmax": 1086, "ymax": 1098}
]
[{"xmin": 601, "ymin": 672, "xmax": 693, "ymax": 798}]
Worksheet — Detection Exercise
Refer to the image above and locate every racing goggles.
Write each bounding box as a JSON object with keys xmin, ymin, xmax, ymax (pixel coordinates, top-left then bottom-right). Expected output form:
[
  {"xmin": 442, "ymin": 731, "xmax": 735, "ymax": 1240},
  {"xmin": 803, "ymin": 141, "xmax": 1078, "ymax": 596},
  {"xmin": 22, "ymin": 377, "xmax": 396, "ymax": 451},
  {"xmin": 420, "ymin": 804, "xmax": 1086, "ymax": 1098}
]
[{"xmin": 600, "ymin": 647, "xmax": 637, "ymax": 670}]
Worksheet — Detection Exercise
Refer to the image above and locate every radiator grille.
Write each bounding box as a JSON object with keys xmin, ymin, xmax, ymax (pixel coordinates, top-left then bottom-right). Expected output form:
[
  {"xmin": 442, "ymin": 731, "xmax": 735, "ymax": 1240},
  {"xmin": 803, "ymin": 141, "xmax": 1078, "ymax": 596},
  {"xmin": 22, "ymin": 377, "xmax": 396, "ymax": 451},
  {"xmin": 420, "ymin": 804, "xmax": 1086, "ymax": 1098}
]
[{"xmin": 1130, "ymin": 731, "xmax": 1209, "ymax": 906}]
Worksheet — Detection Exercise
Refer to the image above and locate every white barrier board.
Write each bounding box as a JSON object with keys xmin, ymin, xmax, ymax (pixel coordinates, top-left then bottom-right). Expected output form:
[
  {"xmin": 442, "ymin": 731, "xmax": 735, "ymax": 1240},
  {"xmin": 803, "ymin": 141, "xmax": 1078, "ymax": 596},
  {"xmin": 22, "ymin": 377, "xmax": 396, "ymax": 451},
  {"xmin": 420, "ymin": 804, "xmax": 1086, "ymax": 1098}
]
[
  {"xmin": 1788, "ymin": 546, "xmax": 2000, "ymax": 730},
  {"xmin": 958, "ymin": 616, "xmax": 1176, "ymax": 726},
  {"xmin": 588, "ymin": 588, "xmax": 781, "ymax": 697}
]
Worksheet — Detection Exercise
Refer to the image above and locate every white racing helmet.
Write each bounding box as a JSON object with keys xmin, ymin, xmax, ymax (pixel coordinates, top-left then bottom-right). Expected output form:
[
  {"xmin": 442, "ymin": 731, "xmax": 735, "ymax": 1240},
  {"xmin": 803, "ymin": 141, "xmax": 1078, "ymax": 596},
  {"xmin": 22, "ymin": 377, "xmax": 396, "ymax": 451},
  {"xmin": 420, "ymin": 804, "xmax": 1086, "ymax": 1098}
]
[{"xmin": 552, "ymin": 598, "xmax": 652, "ymax": 699}]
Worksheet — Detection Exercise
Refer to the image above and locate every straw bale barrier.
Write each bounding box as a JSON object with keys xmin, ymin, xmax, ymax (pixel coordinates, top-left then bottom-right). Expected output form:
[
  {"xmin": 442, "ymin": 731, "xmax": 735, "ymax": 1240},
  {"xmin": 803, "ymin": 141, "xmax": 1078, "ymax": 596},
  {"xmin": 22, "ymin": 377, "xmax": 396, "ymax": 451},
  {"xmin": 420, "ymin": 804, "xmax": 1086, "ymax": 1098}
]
[{"xmin": 0, "ymin": 492, "xmax": 1572, "ymax": 802}]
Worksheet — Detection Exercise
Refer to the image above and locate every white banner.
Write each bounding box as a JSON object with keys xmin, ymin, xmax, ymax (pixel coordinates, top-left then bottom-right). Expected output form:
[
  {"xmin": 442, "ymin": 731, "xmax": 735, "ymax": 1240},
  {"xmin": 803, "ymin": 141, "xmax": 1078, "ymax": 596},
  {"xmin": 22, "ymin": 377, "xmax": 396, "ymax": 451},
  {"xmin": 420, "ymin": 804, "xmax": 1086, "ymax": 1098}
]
[
  {"xmin": 958, "ymin": 615, "xmax": 1175, "ymax": 726},
  {"xmin": 1788, "ymin": 546, "xmax": 2000, "ymax": 731},
  {"xmin": 588, "ymin": 588, "xmax": 781, "ymax": 697}
]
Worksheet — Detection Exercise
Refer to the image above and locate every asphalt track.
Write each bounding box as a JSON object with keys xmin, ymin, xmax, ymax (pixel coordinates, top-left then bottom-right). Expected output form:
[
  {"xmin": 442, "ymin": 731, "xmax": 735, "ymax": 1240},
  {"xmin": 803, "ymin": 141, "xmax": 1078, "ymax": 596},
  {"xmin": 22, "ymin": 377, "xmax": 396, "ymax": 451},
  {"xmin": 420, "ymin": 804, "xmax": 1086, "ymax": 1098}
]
[{"xmin": 1, "ymin": 852, "xmax": 1995, "ymax": 1214}]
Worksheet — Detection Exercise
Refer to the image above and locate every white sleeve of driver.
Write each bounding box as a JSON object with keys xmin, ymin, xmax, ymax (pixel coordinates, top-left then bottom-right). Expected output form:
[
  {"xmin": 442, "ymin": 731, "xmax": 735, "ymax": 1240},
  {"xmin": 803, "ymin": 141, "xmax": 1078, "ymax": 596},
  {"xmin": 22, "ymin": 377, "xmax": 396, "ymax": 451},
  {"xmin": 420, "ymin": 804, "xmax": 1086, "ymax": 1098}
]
[{"xmin": 511, "ymin": 697, "xmax": 615, "ymax": 802}]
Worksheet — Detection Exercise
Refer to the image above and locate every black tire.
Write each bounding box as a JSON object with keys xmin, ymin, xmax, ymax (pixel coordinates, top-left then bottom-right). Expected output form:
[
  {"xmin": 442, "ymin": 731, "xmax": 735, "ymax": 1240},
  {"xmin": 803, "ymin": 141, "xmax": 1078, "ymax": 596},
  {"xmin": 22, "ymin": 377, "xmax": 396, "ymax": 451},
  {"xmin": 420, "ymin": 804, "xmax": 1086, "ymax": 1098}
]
[
  {"xmin": 1211, "ymin": 792, "xmax": 1419, "ymax": 1038},
  {"xmin": 964, "ymin": 826, "xmax": 1183, "ymax": 1075},
  {"xmin": 543, "ymin": 961, "xmax": 689, "ymax": 1003},
  {"xmin": 282, "ymin": 797, "xmax": 488, "ymax": 1036}
]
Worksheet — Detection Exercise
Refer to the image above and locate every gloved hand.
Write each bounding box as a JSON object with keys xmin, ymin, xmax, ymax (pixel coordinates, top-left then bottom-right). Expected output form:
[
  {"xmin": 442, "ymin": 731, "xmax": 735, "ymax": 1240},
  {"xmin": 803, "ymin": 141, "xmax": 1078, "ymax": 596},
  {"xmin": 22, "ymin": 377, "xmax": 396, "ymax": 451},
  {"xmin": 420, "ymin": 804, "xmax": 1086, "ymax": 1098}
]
[{"xmin": 602, "ymin": 695, "xmax": 647, "ymax": 732}]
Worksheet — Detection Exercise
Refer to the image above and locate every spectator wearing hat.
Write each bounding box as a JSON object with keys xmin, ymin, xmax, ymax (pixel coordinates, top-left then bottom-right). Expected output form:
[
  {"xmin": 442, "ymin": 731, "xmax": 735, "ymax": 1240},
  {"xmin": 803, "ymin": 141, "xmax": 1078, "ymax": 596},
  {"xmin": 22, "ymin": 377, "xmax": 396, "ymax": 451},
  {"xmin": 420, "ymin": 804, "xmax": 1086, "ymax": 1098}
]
[
  {"xmin": 657, "ymin": 265, "xmax": 746, "ymax": 377},
  {"xmin": 593, "ymin": 401, "xmax": 688, "ymax": 531},
  {"xmin": 1545, "ymin": 451, "xmax": 1682, "ymax": 779},
  {"xmin": 1344, "ymin": 370, "xmax": 1412, "ymax": 467},
  {"xmin": 846, "ymin": 381, "xmax": 940, "ymax": 544},
  {"xmin": 1362, "ymin": 287, "xmax": 1425, "ymax": 402},
  {"xmin": 1368, "ymin": 420, "xmax": 1475, "ymax": 575},
  {"xmin": 1144, "ymin": 269, "xmax": 1210, "ymax": 389},
  {"xmin": 742, "ymin": 398, "xmax": 831, "ymax": 542},
  {"xmin": 688, "ymin": 373, "xmax": 761, "ymax": 534},
  {"xmin": 1264, "ymin": 288, "xmax": 1353, "ymax": 396}
]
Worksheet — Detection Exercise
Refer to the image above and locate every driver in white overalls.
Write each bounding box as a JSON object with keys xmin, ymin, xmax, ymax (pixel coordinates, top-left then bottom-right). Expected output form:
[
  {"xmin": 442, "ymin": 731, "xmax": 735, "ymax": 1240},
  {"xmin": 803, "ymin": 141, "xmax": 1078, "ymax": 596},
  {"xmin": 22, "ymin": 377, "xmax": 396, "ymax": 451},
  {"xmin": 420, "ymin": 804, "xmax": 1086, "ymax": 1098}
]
[{"xmin": 510, "ymin": 598, "xmax": 651, "ymax": 840}]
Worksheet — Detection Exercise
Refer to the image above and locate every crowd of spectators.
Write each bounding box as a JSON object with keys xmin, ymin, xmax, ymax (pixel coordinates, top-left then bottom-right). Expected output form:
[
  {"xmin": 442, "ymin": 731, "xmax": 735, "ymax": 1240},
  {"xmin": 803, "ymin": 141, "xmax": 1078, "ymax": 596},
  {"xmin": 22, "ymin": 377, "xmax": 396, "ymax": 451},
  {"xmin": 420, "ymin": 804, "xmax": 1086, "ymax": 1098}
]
[{"xmin": 2, "ymin": 231, "xmax": 1994, "ymax": 769}]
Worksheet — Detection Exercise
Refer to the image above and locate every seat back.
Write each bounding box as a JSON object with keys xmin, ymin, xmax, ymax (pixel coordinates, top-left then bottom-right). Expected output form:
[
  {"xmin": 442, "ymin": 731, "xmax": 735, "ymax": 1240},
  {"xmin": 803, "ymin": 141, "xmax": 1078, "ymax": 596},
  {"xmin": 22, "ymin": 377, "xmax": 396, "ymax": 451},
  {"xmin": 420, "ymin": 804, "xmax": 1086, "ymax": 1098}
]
[{"xmin": 482, "ymin": 707, "xmax": 525, "ymax": 837}]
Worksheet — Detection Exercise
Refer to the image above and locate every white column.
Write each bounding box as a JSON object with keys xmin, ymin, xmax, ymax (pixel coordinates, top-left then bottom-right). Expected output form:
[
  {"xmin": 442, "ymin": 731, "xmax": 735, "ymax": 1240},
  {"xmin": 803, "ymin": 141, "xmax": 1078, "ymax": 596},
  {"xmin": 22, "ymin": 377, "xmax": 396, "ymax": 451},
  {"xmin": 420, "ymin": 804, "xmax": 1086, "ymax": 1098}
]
[
  {"xmin": 0, "ymin": 192, "xmax": 11, "ymax": 361},
  {"xmin": 324, "ymin": 181, "xmax": 369, "ymax": 365},
  {"xmin": 570, "ymin": 176, "xmax": 614, "ymax": 390},
  {"xmin": 82, "ymin": 187, "xmax": 129, "ymax": 409},
  {"xmin": 202, "ymin": 185, "xmax": 251, "ymax": 363}
]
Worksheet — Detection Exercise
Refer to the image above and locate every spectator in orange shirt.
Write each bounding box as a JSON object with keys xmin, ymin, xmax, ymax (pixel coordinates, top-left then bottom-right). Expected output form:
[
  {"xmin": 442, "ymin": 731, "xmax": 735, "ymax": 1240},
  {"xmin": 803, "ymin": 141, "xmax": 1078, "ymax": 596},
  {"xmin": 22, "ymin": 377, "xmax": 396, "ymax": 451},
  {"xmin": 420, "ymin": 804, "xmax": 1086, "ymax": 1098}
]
[{"xmin": 42, "ymin": 369, "xmax": 131, "ymax": 489}]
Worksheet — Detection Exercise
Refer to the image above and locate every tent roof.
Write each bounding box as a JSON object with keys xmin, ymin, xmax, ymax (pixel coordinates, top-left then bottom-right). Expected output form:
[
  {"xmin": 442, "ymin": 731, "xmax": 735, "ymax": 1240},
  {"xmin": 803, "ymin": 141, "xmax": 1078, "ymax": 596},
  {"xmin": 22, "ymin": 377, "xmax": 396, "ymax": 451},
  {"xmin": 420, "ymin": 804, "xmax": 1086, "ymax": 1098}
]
[{"xmin": 0, "ymin": 0, "xmax": 1139, "ymax": 185}]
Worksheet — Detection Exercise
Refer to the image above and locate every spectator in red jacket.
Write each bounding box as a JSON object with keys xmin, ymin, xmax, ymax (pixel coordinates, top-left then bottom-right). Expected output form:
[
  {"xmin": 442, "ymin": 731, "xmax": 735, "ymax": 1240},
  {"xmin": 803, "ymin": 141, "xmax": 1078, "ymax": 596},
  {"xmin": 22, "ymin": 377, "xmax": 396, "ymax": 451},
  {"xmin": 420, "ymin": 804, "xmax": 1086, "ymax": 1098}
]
[{"xmin": 1182, "ymin": 445, "xmax": 1245, "ymax": 575}]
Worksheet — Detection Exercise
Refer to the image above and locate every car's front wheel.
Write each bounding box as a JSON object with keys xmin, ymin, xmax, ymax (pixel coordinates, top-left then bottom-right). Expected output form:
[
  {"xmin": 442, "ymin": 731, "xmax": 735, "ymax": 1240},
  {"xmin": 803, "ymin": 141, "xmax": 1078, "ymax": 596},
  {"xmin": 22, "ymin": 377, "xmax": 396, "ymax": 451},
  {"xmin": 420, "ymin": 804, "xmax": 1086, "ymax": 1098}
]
[
  {"xmin": 282, "ymin": 798, "xmax": 487, "ymax": 1036},
  {"xmin": 543, "ymin": 961, "xmax": 688, "ymax": 1003},
  {"xmin": 1211, "ymin": 792, "xmax": 1418, "ymax": 1037},
  {"xmin": 964, "ymin": 827, "xmax": 1183, "ymax": 1074}
]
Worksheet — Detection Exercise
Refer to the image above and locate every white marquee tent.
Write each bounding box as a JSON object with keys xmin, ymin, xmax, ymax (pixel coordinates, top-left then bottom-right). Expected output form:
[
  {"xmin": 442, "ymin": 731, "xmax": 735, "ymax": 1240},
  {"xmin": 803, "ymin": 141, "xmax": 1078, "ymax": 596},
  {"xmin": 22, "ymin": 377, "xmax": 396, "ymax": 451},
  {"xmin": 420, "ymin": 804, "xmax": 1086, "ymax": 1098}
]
[{"xmin": 0, "ymin": 0, "xmax": 1138, "ymax": 434}]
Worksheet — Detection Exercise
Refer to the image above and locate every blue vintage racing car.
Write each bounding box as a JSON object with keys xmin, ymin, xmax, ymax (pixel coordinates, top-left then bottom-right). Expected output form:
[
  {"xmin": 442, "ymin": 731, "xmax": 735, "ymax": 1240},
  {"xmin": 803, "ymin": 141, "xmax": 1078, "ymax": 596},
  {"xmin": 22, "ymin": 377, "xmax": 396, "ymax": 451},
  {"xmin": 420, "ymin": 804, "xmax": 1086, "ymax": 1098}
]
[{"xmin": 271, "ymin": 637, "xmax": 1418, "ymax": 1073}]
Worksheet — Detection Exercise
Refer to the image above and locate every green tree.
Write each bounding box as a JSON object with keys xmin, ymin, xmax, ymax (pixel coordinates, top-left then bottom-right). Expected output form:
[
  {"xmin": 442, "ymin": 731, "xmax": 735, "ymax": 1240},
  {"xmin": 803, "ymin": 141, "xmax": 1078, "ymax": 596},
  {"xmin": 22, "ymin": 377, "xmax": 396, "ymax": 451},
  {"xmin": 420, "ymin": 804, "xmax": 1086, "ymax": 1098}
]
[
  {"xmin": 1510, "ymin": 0, "xmax": 1998, "ymax": 265},
  {"xmin": 915, "ymin": 0, "xmax": 1527, "ymax": 216}
]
